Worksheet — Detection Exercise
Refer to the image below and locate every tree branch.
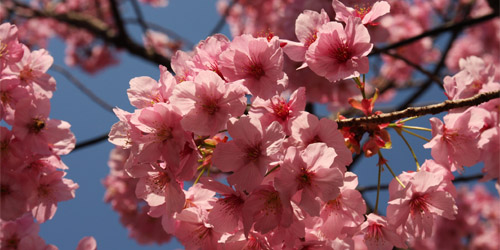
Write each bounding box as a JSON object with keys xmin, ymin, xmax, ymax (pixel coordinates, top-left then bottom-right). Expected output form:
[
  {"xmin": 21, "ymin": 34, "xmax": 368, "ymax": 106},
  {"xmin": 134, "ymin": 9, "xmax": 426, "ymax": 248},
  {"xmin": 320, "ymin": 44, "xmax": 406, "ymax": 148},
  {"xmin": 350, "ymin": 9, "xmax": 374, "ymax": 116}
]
[
  {"xmin": 369, "ymin": 12, "xmax": 498, "ymax": 57},
  {"xmin": 8, "ymin": 1, "xmax": 172, "ymax": 70},
  {"xmin": 337, "ymin": 90, "xmax": 500, "ymax": 128},
  {"xmin": 74, "ymin": 133, "xmax": 110, "ymax": 151},
  {"xmin": 378, "ymin": 49, "xmax": 444, "ymax": 86},
  {"xmin": 50, "ymin": 65, "xmax": 115, "ymax": 113},
  {"xmin": 208, "ymin": 0, "xmax": 236, "ymax": 36}
]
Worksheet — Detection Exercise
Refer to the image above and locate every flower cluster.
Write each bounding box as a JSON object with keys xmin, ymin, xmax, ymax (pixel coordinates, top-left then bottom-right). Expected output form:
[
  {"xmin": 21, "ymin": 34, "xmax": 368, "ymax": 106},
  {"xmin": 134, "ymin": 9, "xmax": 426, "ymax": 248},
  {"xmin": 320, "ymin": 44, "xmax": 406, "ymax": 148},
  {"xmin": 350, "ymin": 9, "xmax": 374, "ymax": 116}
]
[
  {"xmin": 0, "ymin": 22, "xmax": 94, "ymax": 250},
  {"xmin": 105, "ymin": 0, "xmax": 500, "ymax": 244}
]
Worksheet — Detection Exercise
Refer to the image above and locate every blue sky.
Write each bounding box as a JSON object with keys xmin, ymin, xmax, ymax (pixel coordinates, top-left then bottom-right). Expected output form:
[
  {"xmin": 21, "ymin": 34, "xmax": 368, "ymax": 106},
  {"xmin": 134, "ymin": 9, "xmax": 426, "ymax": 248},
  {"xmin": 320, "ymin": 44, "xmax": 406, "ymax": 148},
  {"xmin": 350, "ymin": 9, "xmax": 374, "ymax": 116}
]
[{"xmin": 36, "ymin": 1, "xmax": 497, "ymax": 249}]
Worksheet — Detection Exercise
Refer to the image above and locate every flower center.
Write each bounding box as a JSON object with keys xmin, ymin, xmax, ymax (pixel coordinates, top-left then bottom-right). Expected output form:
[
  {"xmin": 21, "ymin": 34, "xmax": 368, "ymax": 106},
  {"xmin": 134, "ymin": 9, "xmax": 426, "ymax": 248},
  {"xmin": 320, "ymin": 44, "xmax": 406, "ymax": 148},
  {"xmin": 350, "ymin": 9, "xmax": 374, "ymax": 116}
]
[
  {"xmin": 246, "ymin": 143, "xmax": 262, "ymax": 162},
  {"xmin": 202, "ymin": 99, "xmax": 220, "ymax": 115},
  {"xmin": 271, "ymin": 98, "xmax": 290, "ymax": 121},
  {"xmin": 246, "ymin": 62, "xmax": 265, "ymax": 80},
  {"xmin": 148, "ymin": 172, "xmax": 171, "ymax": 194},
  {"xmin": 353, "ymin": 4, "xmax": 372, "ymax": 20},
  {"xmin": 409, "ymin": 193, "xmax": 430, "ymax": 216},
  {"xmin": 156, "ymin": 127, "xmax": 173, "ymax": 142},
  {"xmin": 297, "ymin": 167, "xmax": 315, "ymax": 189},
  {"xmin": 332, "ymin": 43, "xmax": 352, "ymax": 63},
  {"xmin": 367, "ymin": 222, "xmax": 384, "ymax": 240},
  {"xmin": 38, "ymin": 184, "xmax": 51, "ymax": 198}
]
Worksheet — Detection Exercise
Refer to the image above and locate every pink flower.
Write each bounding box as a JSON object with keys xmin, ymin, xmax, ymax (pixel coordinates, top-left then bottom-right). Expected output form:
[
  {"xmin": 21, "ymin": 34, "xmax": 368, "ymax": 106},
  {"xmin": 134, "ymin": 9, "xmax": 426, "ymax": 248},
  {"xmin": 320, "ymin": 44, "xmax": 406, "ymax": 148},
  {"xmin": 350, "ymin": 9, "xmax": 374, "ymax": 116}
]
[
  {"xmin": 478, "ymin": 126, "xmax": 500, "ymax": 183},
  {"xmin": 319, "ymin": 172, "xmax": 366, "ymax": 239},
  {"xmin": 7, "ymin": 46, "xmax": 56, "ymax": 98},
  {"xmin": 13, "ymin": 97, "xmax": 75, "ymax": 156},
  {"xmin": 358, "ymin": 214, "xmax": 406, "ymax": 250},
  {"xmin": 0, "ymin": 75, "xmax": 29, "ymax": 124},
  {"xmin": 332, "ymin": 0, "xmax": 391, "ymax": 25},
  {"xmin": 127, "ymin": 65, "xmax": 177, "ymax": 108},
  {"xmin": 242, "ymin": 185, "xmax": 293, "ymax": 236},
  {"xmin": 200, "ymin": 177, "xmax": 246, "ymax": 233},
  {"xmin": 212, "ymin": 116, "xmax": 285, "ymax": 192},
  {"xmin": 171, "ymin": 50, "xmax": 196, "ymax": 82},
  {"xmin": 274, "ymin": 143, "xmax": 344, "ymax": 216},
  {"xmin": 0, "ymin": 213, "xmax": 54, "ymax": 250},
  {"xmin": 444, "ymin": 56, "xmax": 496, "ymax": 100},
  {"xmin": 0, "ymin": 171, "xmax": 34, "ymax": 221},
  {"xmin": 76, "ymin": 236, "xmax": 97, "ymax": 250},
  {"xmin": 423, "ymin": 107, "xmax": 488, "ymax": 171},
  {"xmin": 30, "ymin": 171, "xmax": 78, "ymax": 223},
  {"xmin": 171, "ymin": 70, "xmax": 247, "ymax": 136},
  {"xmin": 281, "ymin": 9, "xmax": 330, "ymax": 63},
  {"xmin": 143, "ymin": 30, "xmax": 179, "ymax": 58},
  {"xmin": 192, "ymin": 34, "xmax": 230, "ymax": 79},
  {"xmin": 134, "ymin": 163, "xmax": 185, "ymax": 216},
  {"xmin": 174, "ymin": 207, "xmax": 222, "ymax": 250},
  {"xmin": 305, "ymin": 17, "xmax": 373, "ymax": 82},
  {"xmin": 139, "ymin": 0, "xmax": 168, "ymax": 7},
  {"xmin": 387, "ymin": 171, "xmax": 457, "ymax": 239},
  {"xmin": 249, "ymin": 87, "xmax": 306, "ymax": 135},
  {"xmin": 288, "ymin": 112, "xmax": 352, "ymax": 171},
  {"xmin": 0, "ymin": 23, "xmax": 24, "ymax": 70},
  {"xmin": 219, "ymin": 34, "xmax": 286, "ymax": 99},
  {"xmin": 129, "ymin": 103, "xmax": 188, "ymax": 166}
]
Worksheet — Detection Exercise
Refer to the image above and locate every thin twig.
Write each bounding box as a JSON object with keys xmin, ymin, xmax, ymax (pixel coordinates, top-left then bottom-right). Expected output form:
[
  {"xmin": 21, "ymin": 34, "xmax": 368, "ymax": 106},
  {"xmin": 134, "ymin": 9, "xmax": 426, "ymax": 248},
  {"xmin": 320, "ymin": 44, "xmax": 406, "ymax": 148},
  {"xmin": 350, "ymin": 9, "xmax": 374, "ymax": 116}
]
[
  {"xmin": 337, "ymin": 90, "xmax": 500, "ymax": 128},
  {"xmin": 50, "ymin": 65, "xmax": 115, "ymax": 113},
  {"xmin": 357, "ymin": 173, "xmax": 486, "ymax": 193},
  {"xmin": 123, "ymin": 18, "xmax": 195, "ymax": 47},
  {"xmin": 129, "ymin": 0, "xmax": 149, "ymax": 35},
  {"xmin": 74, "ymin": 133, "xmax": 109, "ymax": 151},
  {"xmin": 208, "ymin": 0, "xmax": 236, "ymax": 36},
  {"xmin": 369, "ymin": 12, "xmax": 498, "ymax": 57},
  {"xmin": 9, "ymin": 1, "xmax": 173, "ymax": 70},
  {"xmin": 379, "ymin": 49, "xmax": 444, "ymax": 86}
]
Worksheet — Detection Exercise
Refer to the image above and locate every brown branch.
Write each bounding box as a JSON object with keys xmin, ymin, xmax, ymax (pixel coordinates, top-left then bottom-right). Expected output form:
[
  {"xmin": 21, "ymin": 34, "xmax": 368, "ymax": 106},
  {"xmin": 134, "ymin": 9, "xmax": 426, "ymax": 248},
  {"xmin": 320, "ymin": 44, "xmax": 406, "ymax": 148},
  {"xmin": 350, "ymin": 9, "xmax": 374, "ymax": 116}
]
[
  {"xmin": 208, "ymin": 0, "xmax": 236, "ymax": 36},
  {"xmin": 369, "ymin": 12, "xmax": 498, "ymax": 57},
  {"xmin": 8, "ymin": 1, "xmax": 173, "ymax": 71},
  {"xmin": 337, "ymin": 90, "xmax": 500, "ymax": 128},
  {"xmin": 50, "ymin": 65, "xmax": 115, "ymax": 113},
  {"xmin": 357, "ymin": 173, "xmax": 485, "ymax": 193},
  {"xmin": 378, "ymin": 50, "xmax": 444, "ymax": 86}
]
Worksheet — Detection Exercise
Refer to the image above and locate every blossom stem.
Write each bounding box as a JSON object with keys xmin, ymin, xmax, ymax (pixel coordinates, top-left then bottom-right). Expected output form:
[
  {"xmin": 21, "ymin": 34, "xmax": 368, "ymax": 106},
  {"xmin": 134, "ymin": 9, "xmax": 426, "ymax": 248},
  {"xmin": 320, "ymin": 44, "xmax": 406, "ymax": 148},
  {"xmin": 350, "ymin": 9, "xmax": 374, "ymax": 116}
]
[
  {"xmin": 399, "ymin": 125, "xmax": 431, "ymax": 132},
  {"xmin": 401, "ymin": 128, "xmax": 430, "ymax": 142},
  {"xmin": 399, "ymin": 116, "xmax": 419, "ymax": 124},
  {"xmin": 194, "ymin": 167, "xmax": 206, "ymax": 184},
  {"xmin": 374, "ymin": 160, "xmax": 382, "ymax": 214},
  {"xmin": 395, "ymin": 128, "xmax": 421, "ymax": 171},
  {"xmin": 264, "ymin": 164, "xmax": 280, "ymax": 177},
  {"xmin": 378, "ymin": 151, "xmax": 406, "ymax": 188},
  {"xmin": 353, "ymin": 77, "xmax": 366, "ymax": 99}
]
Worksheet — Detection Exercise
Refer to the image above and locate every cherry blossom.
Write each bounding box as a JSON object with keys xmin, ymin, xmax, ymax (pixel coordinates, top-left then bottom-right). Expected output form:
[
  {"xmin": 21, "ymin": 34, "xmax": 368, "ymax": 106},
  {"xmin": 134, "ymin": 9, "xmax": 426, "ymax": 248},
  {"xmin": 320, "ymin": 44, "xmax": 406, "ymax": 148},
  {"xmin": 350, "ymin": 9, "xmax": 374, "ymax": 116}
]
[
  {"xmin": 275, "ymin": 143, "xmax": 344, "ymax": 216},
  {"xmin": 212, "ymin": 116, "xmax": 285, "ymax": 192},
  {"xmin": 332, "ymin": 0, "xmax": 391, "ymax": 25},
  {"xmin": 219, "ymin": 34, "xmax": 286, "ymax": 99},
  {"xmin": 305, "ymin": 17, "xmax": 373, "ymax": 82},
  {"xmin": 171, "ymin": 70, "xmax": 247, "ymax": 136}
]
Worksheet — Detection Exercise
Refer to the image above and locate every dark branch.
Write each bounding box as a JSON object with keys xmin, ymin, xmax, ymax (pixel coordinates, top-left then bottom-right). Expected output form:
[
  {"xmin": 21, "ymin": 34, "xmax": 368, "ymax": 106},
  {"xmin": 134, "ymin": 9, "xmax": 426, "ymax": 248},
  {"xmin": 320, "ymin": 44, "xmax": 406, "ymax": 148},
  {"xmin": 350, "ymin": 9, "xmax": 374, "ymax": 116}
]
[
  {"xmin": 369, "ymin": 12, "xmax": 498, "ymax": 57},
  {"xmin": 337, "ymin": 90, "xmax": 500, "ymax": 128},
  {"xmin": 9, "ymin": 1, "xmax": 172, "ymax": 70},
  {"xmin": 74, "ymin": 133, "xmax": 109, "ymax": 151},
  {"xmin": 208, "ymin": 0, "xmax": 236, "ymax": 36},
  {"xmin": 378, "ymin": 49, "xmax": 444, "ymax": 86},
  {"xmin": 50, "ymin": 65, "xmax": 115, "ymax": 113}
]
